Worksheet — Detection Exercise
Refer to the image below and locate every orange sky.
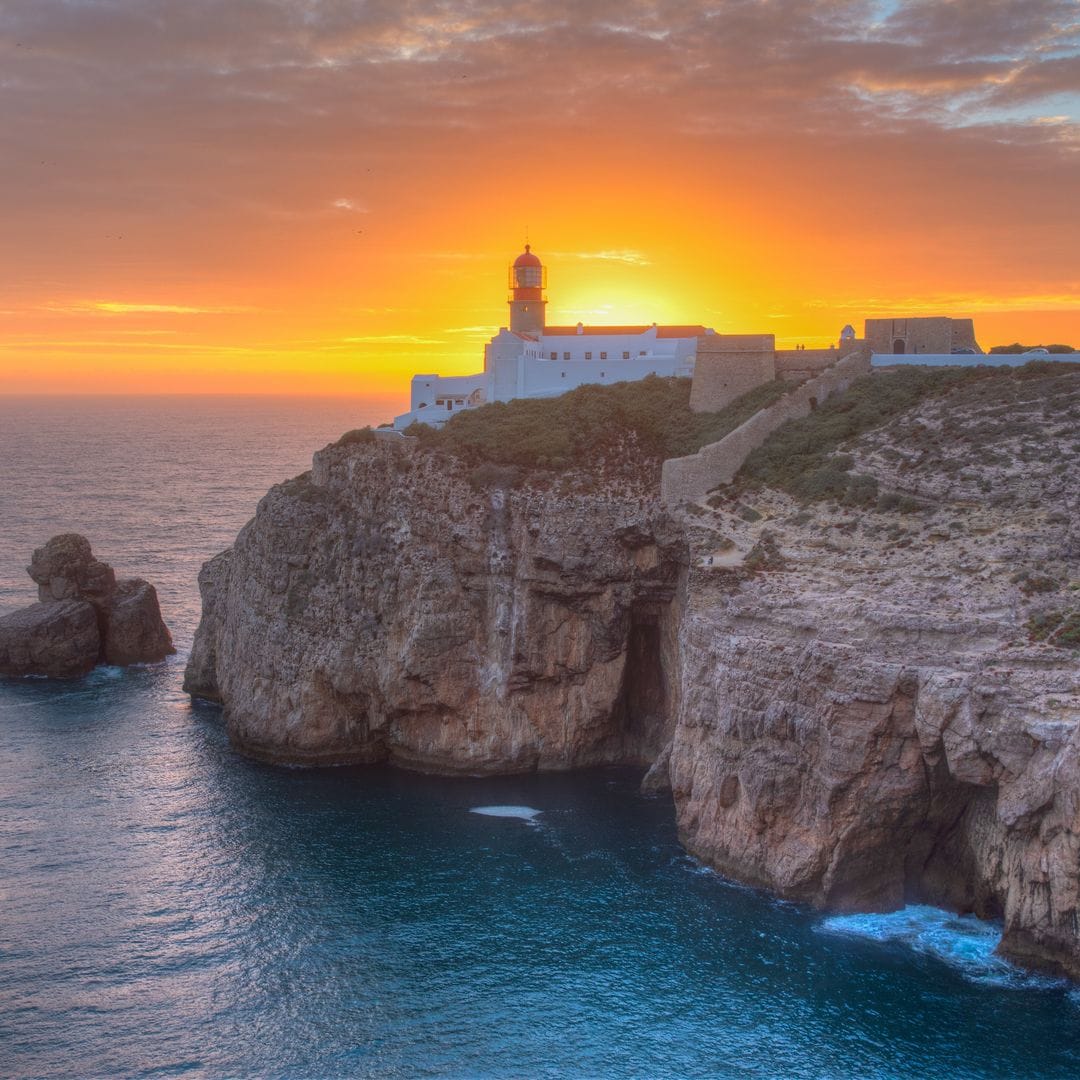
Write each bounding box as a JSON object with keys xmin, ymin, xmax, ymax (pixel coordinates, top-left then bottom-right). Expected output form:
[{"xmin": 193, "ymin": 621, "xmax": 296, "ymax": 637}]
[{"xmin": 1, "ymin": 1, "xmax": 1078, "ymax": 409}]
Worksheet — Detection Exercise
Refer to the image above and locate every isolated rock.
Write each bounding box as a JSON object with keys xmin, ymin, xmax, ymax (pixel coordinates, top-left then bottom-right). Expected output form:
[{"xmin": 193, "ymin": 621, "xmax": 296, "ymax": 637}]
[
  {"xmin": 102, "ymin": 578, "xmax": 174, "ymax": 665},
  {"xmin": 0, "ymin": 600, "xmax": 100, "ymax": 678},
  {"xmin": 1, "ymin": 534, "xmax": 174, "ymax": 678},
  {"xmin": 28, "ymin": 533, "xmax": 115, "ymax": 603}
]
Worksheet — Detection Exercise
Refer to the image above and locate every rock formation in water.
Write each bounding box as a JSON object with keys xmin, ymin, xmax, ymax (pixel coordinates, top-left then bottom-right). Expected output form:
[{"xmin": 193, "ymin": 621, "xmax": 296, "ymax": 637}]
[
  {"xmin": 0, "ymin": 534, "xmax": 174, "ymax": 677},
  {"xmin": 187, "ymin": 368, "xmax": 1080, "ymax": 977}
]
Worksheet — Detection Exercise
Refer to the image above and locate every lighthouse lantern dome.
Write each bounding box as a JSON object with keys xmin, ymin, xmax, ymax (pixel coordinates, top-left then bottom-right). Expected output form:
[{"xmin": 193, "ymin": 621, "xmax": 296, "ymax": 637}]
[{"xmin": 507, "ymin": 244, "xmax": 547, "ymax": 335}]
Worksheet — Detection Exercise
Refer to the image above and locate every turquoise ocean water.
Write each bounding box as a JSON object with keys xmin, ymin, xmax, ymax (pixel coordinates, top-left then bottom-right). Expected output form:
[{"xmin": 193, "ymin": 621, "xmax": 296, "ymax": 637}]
[{"xmin": 1, "ymin": 396, "xmax": 1079, "ymax": 1079}]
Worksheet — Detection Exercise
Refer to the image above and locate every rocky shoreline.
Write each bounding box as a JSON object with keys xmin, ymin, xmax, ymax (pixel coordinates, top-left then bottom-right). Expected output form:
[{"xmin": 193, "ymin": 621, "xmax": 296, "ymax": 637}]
[{"xmin": 185, "ymin": 370, "xmax": 1080, "ymax": 978}]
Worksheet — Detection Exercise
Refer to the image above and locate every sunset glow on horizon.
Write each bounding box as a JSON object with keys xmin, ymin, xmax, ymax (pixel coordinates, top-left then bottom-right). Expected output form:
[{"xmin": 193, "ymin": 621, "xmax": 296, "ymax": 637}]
[{"xmin": 2, "ymin": 1, "xmax": 1078, "ymax": 409}]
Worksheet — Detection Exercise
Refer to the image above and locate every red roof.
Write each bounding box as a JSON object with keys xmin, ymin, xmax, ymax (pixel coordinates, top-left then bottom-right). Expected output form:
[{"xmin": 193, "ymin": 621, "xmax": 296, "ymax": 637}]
[
  {"xmin": 513, "ymin": 244, "xmax": 542, "ymax": 268},
  {"xmin": 543, "ymin": 325, "xmax": 708, "ymax": 338}
]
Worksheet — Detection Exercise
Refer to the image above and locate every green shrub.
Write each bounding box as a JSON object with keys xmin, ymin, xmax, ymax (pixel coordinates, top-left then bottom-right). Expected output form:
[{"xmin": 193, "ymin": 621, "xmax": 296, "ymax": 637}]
[
  {"xmin": 467, "ymin": 462, "xmax": 522, "ymax": 490},
  {"xmin": 407, "ymin": 375, "xmax": 791, "ymax": 472},
  {"xmin": 844, "ymin": 474, "xmax": 880, "ymax": 507},
  {"xmin": 1020, "ymin": 574, "xmax": 1059, "ymax": 595},
  {"xmin": 332, "ymin": 426, "xmax": 377, "ymax": 447},
  {"xmin": 743, "ymin": 531, "xmax": 785, "ymax": 572},
  {"xmin": 1028, "ymin": 610, "xmax": 1080, "ymax": 648}
]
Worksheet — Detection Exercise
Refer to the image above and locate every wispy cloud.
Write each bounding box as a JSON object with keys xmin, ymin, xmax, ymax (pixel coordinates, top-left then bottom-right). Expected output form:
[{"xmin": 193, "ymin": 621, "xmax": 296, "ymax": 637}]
[
  {"xmin": 331, "ymin": 197, "xmax": 368, "ymax": 213},
  {"xmin": 550, "ymin": 250, "xmax": 652, "ymax": 266},
  {"xmin": 42, "ymin": 301, "xmax": 251, "ymax": 315},
  {"xmin": 808, "ymin": 291, "xmax": 1080, "ymax": 314},
  {"xmin": 343, "ymin": 334, "xmax": 445, "ymax": 345}
]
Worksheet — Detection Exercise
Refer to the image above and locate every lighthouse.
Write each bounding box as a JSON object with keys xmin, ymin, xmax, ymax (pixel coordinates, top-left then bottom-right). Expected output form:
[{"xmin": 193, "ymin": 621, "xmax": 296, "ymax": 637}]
[{"xmin": 508, "ymin": 244, "xmax": 547, "ymax": 336}]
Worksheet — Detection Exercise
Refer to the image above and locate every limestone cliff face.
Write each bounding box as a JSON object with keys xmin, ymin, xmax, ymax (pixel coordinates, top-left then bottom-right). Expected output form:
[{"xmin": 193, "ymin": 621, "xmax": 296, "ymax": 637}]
[
  {"xmin": 184, "ymin": 439, "xmax": 686, "ymax": 772},
  {"xmin": 670, "ymin": 368, "xmax": 1080, "ymax": 977}
]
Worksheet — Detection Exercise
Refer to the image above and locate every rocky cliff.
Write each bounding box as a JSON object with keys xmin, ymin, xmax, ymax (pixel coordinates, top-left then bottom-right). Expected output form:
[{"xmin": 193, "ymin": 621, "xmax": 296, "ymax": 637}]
[
  {"xmin": 184, "ymin": 437, "xmax": 686, "ymax": 771},
  {"xmin": 670, "ymin": 366, "xmax": 1080, "ymax": 976},
  {"xmin": 187, "ymin": 367, "xmax": 1080, "ymax": 977}
]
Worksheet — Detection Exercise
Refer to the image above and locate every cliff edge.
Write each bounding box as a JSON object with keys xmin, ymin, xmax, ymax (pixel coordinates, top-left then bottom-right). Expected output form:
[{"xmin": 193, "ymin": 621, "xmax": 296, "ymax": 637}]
[
  {"xmin": 671, "ymin": 365, "xmax": 1079, "ymax": 976},
  {"xmin": 184, "ymin": 434, "xmax": 686, "ymax": 771},
  {"xmin": 186, "ymin": 367, "xmax": 1080, "ymax": 977}
]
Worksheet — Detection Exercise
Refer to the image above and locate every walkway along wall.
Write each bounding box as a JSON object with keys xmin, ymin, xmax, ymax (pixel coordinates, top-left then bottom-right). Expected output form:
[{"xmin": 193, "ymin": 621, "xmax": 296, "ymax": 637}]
[{"xmin": 661, "ymin": 348, "xmax": 871, "ymax": 507}]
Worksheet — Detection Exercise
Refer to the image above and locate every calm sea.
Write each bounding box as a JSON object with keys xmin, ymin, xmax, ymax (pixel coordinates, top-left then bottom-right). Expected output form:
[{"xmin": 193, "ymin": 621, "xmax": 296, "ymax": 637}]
[{"xmin": 1, "ymin": 396, "xmax": 1078, "ymax": 1079}]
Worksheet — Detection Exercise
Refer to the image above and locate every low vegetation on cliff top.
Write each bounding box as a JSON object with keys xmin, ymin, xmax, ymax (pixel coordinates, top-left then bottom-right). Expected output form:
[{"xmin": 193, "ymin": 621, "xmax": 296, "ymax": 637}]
[
  {"xmin": 403, "ymin": 375, "xmax": 789, "ymax": 470},
  {"xmin": 739, "ymin": 360, "xmax": 1080, "ymax": 508}
]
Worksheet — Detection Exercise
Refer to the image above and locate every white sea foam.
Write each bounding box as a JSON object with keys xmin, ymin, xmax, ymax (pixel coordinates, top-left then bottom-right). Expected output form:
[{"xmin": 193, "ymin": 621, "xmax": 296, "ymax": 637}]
[
  {"xmin": 469, "ymin": 805, "xmax": 542, "ymax": 821},
  {"xmin": 818, "ymin": 905, "xmax": 1066, "ymax": 989}
]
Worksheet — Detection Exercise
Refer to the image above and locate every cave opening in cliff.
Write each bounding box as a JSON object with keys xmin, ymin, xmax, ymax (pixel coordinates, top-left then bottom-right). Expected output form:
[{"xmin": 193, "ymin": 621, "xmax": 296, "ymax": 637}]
[{"xmin": 612, "ymin": 605, "xmax": 669, "ymax": 761}]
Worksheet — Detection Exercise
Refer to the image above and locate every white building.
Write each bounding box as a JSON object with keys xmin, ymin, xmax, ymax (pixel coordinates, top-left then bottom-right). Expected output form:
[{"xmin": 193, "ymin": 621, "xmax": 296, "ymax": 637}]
[{"xmin": 392, "ymin": 245, "xmax": 714, "ymax": 430}]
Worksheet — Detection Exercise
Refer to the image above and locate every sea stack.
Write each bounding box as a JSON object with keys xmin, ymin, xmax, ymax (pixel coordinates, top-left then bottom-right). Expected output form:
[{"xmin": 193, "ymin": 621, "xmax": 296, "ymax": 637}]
[{"xmin": 0, "ymin": 534, "xmax": 174, "ymax": 678}]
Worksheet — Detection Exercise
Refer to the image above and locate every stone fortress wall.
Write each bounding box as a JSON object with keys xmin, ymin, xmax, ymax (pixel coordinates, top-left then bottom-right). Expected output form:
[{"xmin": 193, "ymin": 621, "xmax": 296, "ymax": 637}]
[
  {"xmin": 688, "ymin": 335, "xmax": 779, "ymax": 412},
  {"xmin": 661, "ymin": 346, "xmax": 872, "ymax": 506},
  {"xmin": 660, "ymin": 314, "xmax": 977, "ymax": 506},
  {"xmin": 774, "ymin": 348, "xmax": 843, "ymax": 381},
  {"xmin": 865, "ymin": 317, "xmax": 980, "ymax": 355}
]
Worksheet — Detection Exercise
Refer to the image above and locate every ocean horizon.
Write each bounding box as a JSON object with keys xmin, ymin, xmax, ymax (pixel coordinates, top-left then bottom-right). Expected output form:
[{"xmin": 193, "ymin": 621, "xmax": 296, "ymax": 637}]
[{"xmin": 2, "ymin": 395, "xmax": 1079, "ymax": 1078}]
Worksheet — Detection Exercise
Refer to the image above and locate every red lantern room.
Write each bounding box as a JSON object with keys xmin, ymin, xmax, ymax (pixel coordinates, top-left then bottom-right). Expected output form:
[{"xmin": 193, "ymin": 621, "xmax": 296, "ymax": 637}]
[{"xmin": 507, "ymin": 244, "xmax": 547, "ymax": 336}]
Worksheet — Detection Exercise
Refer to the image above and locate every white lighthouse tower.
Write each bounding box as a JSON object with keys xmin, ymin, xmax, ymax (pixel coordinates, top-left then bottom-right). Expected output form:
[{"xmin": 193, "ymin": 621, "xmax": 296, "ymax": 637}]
[{"xmin": 508, "ymin": 244, "xmax": 546, "ymax": 336}]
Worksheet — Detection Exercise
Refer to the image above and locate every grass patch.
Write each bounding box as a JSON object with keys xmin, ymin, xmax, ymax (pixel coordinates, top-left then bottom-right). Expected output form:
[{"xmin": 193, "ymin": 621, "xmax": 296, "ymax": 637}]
[
  {"xmin": 331, "ymin": 426, "xmax": 376, "ymax": 448},
  {"xmin": 1028, "ymin": 611, "xmax": 1080, "ymax": 648},
  {"xmin": 739, "ymin": 362, "xmax": 1079, "ymax": 503},
  {"xmin": 403, "ymin": 375, "xmax": 790, "ymax": 470}
]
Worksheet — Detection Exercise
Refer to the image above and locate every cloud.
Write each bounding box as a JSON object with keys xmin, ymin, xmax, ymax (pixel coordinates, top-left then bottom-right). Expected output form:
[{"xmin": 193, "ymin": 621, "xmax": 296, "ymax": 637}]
[
  {"xmin": 0, "ymin": 0, "xmax": 1077, "ymax": 368},
  {"xmin": 41, "ymin": 301, "xmax": 251, "ymax": 315},
  {"xmin": 343, "ymin": 334, "xmax": 445, "ymax": 345},
  {"xmin": 808, "ymin": 291, "xmax": 1080, "ymax": 313},
  {"xmin": 551, "ymin": 250, "xmax": 652, "ymax": 266}
]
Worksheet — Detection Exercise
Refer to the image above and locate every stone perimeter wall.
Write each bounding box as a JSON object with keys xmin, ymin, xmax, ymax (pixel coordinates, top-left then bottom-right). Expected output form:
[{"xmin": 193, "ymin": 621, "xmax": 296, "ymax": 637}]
[{"xmin": 661, "ymin": 347, "xmax": 871, "ymax": 506}]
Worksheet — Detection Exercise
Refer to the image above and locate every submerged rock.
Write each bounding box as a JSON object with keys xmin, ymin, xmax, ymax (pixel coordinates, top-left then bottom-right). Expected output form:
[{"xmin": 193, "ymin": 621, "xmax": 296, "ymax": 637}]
[
  {"xmin": 1, "ymin": 534, "xmax": 174, "ymax": 678},
  {"xmin": 0, "ymin": 599, "xmax": 100, "ymax": 678}
]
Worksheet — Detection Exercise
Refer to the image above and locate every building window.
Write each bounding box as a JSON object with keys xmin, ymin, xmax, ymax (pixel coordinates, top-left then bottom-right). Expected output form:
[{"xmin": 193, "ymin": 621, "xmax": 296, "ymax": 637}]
[
  {"xmin": 563, "ymin": 352, "xmax": 570, "ymax": 360},
  {"xmin": 622, "ymin": 351, "xmax": 630, "ymax": 360},
  {"xmin": 639, "ymin": 350, "xmax": 646, "ymax": 356},
  {"xmin": 436, "ymin": 399, "xmax": 444, "ymax": 405},
  {"xmin": 447, "ymin": 401, "xmax": 453, "ymax": 410},
  {"xmin": 600, "ymin": 371, "xmax": 605, "ymax": 378},
  {"xmin": 600, "ymin": 351, "xmax": 607, "ymax": 360},
  {"xmin": 550, "ymin": 352, "xmax": 557, "ymax": 360},
  {"xmin": 561, "ymin": 371, "xmax": 566, "ymax": 378},
  {"xmin": 585, "ymin": 351, "xmax": 592, "ymax": 360}
]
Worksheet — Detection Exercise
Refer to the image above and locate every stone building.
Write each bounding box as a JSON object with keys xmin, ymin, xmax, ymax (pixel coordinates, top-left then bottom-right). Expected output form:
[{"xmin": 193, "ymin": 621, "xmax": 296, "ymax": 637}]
[{"xmin": 865, "ymin": 317, "xmax": 981, "ymax": 356}]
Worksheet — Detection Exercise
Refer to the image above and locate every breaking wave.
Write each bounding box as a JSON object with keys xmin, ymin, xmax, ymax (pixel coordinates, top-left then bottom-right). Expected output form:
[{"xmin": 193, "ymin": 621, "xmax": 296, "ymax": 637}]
[
  {"xmin": 469, "ymin": 805, "xmax": 542, "ymax": 821},
  {"xmin": 818, "ymin": 905, "xmax": 1067, "ymax": 990}
]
